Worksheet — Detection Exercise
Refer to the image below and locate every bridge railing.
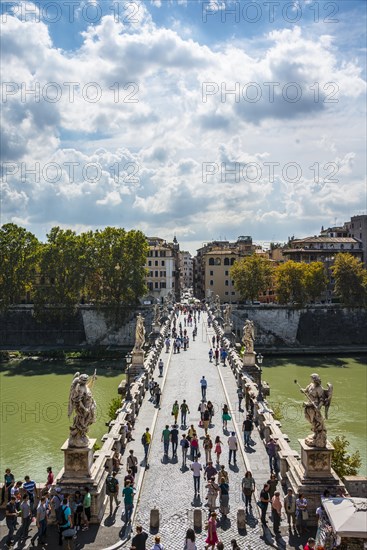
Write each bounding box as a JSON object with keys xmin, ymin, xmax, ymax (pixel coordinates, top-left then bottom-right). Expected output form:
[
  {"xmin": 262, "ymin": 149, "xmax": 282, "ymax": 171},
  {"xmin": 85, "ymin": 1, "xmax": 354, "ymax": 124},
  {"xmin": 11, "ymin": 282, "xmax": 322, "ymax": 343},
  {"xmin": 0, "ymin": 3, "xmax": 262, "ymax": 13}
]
[{"xmin": 212, "ymin": 317, "xmax": 301, "ymax": 483}]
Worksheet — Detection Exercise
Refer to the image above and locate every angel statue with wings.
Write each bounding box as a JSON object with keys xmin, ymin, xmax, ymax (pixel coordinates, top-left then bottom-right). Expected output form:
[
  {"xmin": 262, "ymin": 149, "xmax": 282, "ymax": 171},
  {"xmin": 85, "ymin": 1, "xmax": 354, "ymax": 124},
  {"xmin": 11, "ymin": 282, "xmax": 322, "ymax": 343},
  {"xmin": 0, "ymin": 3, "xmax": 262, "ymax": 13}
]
[
  {"xmin": 295, "ymin": 373, "xmax": 333, "ymax": 448},
  {"xmin": 68, "ymin": 371, "xmax": 97, "ymax": 447}
]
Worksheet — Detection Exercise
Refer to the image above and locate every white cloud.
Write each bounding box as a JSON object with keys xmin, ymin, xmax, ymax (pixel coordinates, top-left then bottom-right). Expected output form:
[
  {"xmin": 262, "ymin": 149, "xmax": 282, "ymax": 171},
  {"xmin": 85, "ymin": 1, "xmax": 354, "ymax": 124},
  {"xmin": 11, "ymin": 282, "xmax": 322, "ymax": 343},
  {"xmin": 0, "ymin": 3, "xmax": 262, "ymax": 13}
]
[{"xmin": 1, "ymin": 7, "xmax": 366, "ymax": 249}]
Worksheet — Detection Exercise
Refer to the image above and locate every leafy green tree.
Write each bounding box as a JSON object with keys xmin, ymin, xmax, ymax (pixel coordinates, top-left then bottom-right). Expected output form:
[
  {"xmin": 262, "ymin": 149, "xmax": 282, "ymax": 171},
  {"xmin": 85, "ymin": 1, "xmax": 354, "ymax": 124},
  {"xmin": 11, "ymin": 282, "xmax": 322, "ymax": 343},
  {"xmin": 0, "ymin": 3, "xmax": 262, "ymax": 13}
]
[
  {"xmin": 231, "ymin": 255, "xmax": 274, "ymax": 302},
  {"xmin": 304, "ymin": 262, "xmax": 328, "ymax": 302},
  {"xmin": 331, "ymin": 253, "xmax": 367, "ymax": 306},
  {"xmin": 33, "ymin": 227, "xmax": 89, "ymax": 316},
  {"xmin": 331, "ymin": 435, "xmax": 362, "ymax": 478},
  {"xmin": 89, "ymin": 227, "xmax": 148, "ymax": 308},
  {"xmin": 108, "ymin": 396, "xmax": 123, "ymax": 420},
  {"xmin": 0, "ymin": 223, "xmax": 40, "ymax": 310},
  {"xmin": 275, "ymin": 260, "xmax": 308, "ymax": 305}
]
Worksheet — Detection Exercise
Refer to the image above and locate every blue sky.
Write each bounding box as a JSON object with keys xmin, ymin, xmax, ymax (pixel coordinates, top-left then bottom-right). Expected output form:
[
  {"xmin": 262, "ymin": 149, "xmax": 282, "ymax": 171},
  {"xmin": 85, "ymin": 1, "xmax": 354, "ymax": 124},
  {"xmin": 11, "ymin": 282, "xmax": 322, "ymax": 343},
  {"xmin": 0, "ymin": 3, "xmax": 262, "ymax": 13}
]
[{"xmin": 1, "ymin": 0, "xmax": 366, "ymax": 253}]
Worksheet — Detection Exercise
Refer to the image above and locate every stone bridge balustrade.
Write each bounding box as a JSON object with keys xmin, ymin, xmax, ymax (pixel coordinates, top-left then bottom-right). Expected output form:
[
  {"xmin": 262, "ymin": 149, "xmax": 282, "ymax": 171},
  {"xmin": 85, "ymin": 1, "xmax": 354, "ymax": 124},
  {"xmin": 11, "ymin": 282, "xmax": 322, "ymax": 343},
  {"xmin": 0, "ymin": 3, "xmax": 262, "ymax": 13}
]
[{"xmin": 211, "ymin": 312, "xmax": 346, "ymax": 528}]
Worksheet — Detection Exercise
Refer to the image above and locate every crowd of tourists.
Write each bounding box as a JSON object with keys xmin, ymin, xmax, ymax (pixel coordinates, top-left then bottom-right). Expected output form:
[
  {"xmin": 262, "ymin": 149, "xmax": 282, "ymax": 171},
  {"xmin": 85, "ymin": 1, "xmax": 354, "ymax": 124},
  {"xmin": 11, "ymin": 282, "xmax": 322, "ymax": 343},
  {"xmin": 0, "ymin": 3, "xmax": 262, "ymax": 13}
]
[
  {"xmin": 2, "ymin": 466, "xmax": 92, "ymax": 548},
  {"xmin": 3, "ymin": 304, "xmax": 319, "ymax": 549}
]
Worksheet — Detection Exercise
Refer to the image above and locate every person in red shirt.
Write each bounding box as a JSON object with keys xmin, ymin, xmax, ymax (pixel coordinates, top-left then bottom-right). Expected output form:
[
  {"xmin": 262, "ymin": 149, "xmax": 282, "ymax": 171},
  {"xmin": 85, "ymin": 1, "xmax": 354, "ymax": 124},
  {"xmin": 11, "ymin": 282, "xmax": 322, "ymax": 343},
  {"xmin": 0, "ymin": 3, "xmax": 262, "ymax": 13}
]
[
  {"xmin": 304, "ymin": 537, "xmax": 316, "ymax": 550},
  {"xmin": 46, "ymin": 467, "xmax": 54, "ymax": 489}
]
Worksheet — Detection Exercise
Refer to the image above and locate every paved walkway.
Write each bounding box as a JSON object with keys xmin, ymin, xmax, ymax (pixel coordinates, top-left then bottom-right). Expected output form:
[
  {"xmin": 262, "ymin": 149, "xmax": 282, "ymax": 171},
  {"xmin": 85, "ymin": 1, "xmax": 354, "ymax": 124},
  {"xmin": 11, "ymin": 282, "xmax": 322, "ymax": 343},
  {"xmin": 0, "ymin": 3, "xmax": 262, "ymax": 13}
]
[
  {"xmin": 131, "ymin": 311, "xmax": 309, "ymax": 549},
  {"xmin": 0, "ymin": 310, "xmax": 313, "ymax": 549}
]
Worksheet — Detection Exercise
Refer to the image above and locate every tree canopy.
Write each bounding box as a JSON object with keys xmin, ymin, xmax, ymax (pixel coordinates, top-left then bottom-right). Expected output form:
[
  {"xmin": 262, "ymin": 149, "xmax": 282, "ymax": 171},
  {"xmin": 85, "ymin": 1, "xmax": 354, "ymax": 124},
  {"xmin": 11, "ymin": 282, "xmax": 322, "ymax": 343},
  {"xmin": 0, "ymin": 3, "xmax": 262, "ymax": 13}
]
[
  {"xmin": 0, "ymin": 223, "xmax": 148, "ymax": 314},
  {"xmin": 231, "ymin": 255, "xmax": 274, "ymax": 302},
  {"xmin": 331, "ymin": 253, "xmax": 367, "ymax": 307}
]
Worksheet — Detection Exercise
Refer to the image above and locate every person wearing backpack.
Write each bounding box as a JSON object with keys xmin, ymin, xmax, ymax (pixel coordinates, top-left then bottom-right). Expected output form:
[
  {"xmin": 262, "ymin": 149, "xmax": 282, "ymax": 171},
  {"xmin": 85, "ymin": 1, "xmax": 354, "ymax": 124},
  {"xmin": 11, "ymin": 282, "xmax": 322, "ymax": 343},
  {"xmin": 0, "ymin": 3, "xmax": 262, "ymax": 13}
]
[
  {"xmin": 57, "ymin": 497, "xmax": 72, "ymax": 546},
  {"xmin": 180, "ymin": 434, "xmax": 190, "ymax": 467},
  {"xmin": 106, "ymin": 471, "xmax": 120, "ymax": 515}
]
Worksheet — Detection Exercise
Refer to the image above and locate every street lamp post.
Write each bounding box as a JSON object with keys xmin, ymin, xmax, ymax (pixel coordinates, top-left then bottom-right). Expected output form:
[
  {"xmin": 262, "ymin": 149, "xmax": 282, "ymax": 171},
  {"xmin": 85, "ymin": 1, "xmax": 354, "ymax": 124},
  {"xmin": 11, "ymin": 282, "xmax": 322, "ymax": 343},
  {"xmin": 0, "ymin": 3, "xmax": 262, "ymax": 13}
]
[
  {"xmin": 257, "ymin": 353, "xmax": 264, "ymax": 401},
  {"xmin": 125, "ymin": 352, "xmax": 132, "ymax": 401}
]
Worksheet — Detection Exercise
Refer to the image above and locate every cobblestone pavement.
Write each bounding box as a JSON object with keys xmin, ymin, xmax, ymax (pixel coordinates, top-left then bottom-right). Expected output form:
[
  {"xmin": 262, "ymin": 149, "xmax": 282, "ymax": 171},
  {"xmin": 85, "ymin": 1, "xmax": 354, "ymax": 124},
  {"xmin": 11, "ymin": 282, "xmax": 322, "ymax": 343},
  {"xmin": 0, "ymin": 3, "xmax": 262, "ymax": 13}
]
[{"xmin": 133, "ymin": 312, "xmax": 305, "ymax": 550}]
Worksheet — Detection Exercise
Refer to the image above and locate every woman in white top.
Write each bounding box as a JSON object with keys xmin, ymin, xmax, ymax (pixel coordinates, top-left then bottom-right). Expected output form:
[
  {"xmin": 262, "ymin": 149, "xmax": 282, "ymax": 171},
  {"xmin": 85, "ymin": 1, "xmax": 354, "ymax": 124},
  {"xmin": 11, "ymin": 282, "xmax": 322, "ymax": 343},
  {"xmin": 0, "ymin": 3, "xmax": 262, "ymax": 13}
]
[{"xmin": 184, "ymin": 528, "xmax": 197, "ymax": 550}]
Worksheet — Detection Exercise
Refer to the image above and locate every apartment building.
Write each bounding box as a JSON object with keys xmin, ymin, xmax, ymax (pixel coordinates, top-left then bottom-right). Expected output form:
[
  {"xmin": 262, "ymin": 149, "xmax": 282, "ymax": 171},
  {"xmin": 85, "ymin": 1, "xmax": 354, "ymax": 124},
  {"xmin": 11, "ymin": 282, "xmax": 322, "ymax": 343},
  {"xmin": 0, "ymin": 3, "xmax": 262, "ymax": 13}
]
[
  {"xmin": 194, "ymin": 236, "xmax": 256, "ymax": 301},
  {"xmin": 179, "ymin": 251, "xmax": 193, "ymax": 291},
  {"xmin": 145, "ymin": 237, "xmax": 180, "ymax": 303}
]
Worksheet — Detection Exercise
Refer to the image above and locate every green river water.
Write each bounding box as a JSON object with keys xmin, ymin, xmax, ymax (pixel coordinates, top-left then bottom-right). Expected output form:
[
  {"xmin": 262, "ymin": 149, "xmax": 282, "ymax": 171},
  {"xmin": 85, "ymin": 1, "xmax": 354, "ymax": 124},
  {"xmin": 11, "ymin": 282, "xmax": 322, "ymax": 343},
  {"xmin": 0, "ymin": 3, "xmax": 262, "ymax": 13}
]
[
  {"xmin": 0, "ymin": 360, "xmax": 124, "ymax": 483},
  {"xmin": 0, "ymin": 356, "xmax": 366, "ymax": 481},
  {"xmin": 263, "ymin": 355, "xmax": 367, "ymax": 476}
]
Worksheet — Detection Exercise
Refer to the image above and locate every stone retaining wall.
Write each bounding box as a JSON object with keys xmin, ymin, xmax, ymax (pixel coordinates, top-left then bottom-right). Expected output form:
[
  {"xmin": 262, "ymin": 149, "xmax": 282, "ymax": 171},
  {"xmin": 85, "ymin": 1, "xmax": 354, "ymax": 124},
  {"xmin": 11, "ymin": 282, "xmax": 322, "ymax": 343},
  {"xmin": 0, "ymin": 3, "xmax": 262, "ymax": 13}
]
[{"xmin": 232, "ymin": 305, "xmax": 367, "ymax": 348}]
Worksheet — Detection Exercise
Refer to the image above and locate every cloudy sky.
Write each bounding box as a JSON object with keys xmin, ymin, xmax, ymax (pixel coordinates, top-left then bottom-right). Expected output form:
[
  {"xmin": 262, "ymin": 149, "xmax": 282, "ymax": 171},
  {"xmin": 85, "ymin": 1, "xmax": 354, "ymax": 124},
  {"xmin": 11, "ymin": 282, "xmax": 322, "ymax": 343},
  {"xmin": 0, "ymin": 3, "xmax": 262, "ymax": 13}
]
[{"xmin": 1, "ymin": 0, "xmax": 366, "ymax": 254}]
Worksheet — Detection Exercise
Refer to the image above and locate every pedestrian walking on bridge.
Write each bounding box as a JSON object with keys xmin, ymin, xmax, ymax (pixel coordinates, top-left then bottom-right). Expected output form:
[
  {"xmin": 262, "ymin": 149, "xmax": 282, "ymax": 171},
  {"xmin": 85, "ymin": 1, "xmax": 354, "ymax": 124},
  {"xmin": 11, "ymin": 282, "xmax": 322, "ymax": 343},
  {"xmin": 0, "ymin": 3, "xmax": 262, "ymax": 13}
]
[
  {"xmin": 200, "ymin": 376, "xmax": 207, "ymax": 399},
  {"xmin": 162, "ymin": 425, "xmax": 171, "ymax": 457},
  {"xmin": 180, "ymin": 400, "xmax": 190, "ymax": 427}
]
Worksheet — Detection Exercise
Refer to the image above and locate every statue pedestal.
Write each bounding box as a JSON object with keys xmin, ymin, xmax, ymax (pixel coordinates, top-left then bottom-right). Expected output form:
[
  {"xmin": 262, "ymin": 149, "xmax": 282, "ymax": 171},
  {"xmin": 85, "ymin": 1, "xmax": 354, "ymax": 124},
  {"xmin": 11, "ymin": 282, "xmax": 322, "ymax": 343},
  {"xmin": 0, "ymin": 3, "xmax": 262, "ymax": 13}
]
[
  {"xmin": 57, "ymin": 438, "xmax": 108, "ymax": 523},
  {"xmin": 62, "ymin": 439, "xmax": 95, "ymax": 479},
  {"xmin": 286, "ymin": 439, "xmax": 344, "ymax": 527},
  {"xmin": 243, "ymin": 351, "xmax": 256, "ymax": 366},
  {"xmin": 130, "ymin": 349, "xmax": 145, "ymax": 379},
  {"xmin": 300, "ymin": 439, "xmax": 334, "ymax": 478},
  {"xmin": 152, "ymin": 323, "xmax": 161, "ymax": 334},
  {"xmin": 223, "ymin": 323, "xmax": 232, "ymax": 336}
]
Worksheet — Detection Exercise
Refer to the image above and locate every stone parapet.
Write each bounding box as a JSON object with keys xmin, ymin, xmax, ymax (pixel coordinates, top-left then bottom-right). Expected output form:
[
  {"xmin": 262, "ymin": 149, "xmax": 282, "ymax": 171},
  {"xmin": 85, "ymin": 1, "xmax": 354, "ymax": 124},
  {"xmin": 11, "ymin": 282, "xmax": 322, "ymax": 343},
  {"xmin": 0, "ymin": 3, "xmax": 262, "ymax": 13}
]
[
  {"xmin": 211, "ymin": 314, "xmax": 346, "ymax": 527},
  {"xmin": 52, "ymin": 314, "xmax": 173, "ymax": 524}
]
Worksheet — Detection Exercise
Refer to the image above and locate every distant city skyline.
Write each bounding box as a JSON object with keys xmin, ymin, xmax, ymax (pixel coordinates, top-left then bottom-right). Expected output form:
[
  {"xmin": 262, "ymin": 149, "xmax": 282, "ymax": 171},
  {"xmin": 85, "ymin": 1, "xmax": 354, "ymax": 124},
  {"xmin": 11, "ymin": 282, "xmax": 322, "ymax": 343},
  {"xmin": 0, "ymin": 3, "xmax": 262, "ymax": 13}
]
[{"xmin": 1, "ymin": 1, "xmax": 366, "ymax": 256}]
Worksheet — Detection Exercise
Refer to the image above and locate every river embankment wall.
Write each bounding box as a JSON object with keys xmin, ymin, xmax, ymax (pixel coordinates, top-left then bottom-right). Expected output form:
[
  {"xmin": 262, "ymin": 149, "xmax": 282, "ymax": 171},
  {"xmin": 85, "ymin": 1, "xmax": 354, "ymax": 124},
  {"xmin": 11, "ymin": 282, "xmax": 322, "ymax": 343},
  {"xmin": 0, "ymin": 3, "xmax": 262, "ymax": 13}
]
[
  {"xmin": 1, "ymin": 304, "xmax": 366, "ymax": 350},
  {"xmin": 232, "ymin": 305, "xmax": 367, "ymax": 349},
  {"xmin": 0, "ymin": 305, "xmax": 154, "ymax": 348}
]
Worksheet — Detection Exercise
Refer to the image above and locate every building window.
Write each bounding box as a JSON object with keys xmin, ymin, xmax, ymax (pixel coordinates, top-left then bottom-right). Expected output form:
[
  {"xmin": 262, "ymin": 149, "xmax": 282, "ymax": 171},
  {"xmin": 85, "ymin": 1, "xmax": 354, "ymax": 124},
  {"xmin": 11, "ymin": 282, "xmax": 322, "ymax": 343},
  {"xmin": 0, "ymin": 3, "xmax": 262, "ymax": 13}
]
[
  {"xmin": 161, "ymin": 260, "xmax": 165, "ymax": 266},
  {"xmin": 231, "ymin": 292, "xmax": 235, "ymax": 295},
  {"xmin": 160, "ymin": 282, "xmax": 166, "ymax": 289},
  {"xmin": 160, "ymin": 251, "xmax": 166, "ymax": 257},
  {"xmin": 224, "ymin": 257, "xmax": 230, "ymax": 266},
  {"xmin": 147, "ymin": 282, "xmax": 153, "ymax": 290},
  {"xmin": 148, "ymin": 260, "xmax": 152, "ymax": 266},
  {"xmin": 230, "ymin": 258, "xmax": 236, "ymax": 265},
  {"xmin": 210, "ymin": 270, "xmax": 213, "ymax": 276},
  {"xmin": 215, "ymin": 258, "xmax": 221, "ymax": 265},
  {"xmin": 154, "ymin": 282, "xmax": 159, "ymax": 289},
  {"xmin": 172, "ymin": 282, "xmax": 175, "ymax": 287},
  {"xmin": 210, "ymin": 280, "xmax": 214, "ymax": 286},
  {"xmin": 225, "ymin": 280, "xmax": 229, "ymax": 286},
  {"xmin": 225, "ymin": 291, "xmax": 229, "ymax": 295},
  {"xmin": 160, "ymin": 271, "xmax": 166, "ymax": 277},
  {"xmin": 209, "ymin": 258, "xmax": 215, "ymax": 266},
  {"xmin": 225, "ymin": 270, "xmax": 228, "ymax": 276},
  {"xmin": 155, "ymin": 271, "xmax": 158, "ymax": 277}
]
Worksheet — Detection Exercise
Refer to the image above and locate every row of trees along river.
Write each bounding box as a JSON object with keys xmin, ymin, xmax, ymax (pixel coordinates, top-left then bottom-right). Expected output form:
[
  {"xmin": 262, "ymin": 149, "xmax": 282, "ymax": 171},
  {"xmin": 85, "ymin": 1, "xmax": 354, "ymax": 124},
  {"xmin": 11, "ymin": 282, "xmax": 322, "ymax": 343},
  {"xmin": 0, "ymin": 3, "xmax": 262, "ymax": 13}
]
[{"xmin": 1, "ymin": 223, "xmax": 367, "ymax": 313}]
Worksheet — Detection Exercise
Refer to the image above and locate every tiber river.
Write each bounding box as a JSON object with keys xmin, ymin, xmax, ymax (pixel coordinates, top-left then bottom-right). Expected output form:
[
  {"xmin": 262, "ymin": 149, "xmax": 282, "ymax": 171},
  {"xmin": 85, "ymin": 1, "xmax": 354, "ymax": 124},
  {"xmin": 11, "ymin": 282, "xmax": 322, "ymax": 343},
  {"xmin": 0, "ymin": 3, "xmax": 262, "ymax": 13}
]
[{"xmin": 0, "ymin": 355, "xmax": 366, "ymax": 481}]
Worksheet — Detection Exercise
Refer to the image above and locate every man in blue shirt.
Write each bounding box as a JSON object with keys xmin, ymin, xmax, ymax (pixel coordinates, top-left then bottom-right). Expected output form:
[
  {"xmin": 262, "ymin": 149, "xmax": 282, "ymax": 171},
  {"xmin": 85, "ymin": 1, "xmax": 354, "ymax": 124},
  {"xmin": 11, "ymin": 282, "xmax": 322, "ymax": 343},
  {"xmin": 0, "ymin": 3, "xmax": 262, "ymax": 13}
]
[{"xmin": 23, "ymin": 476, "xmax": 36, "ymax": 511}]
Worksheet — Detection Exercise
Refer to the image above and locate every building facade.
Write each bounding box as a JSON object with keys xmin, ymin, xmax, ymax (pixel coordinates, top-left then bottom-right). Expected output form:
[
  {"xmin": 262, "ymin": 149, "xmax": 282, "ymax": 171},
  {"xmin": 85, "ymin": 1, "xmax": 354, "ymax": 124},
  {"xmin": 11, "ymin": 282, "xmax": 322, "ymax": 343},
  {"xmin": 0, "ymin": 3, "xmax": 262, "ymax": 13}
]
[
  {"xmin": 194, "ymin": 236, "xmax": 255, "ymax": 302},
  {"xmin": 145, "ymin": 237, "xmax": 180, "ymax": 303},
  {"xmin": 179, "ymin": 251, "xmax": 193, "ymax": 291},
  {"xmin": 283, "ymin": 235, "xmax": 363, "ymax": 302},
  {"xmin": 345, "ymin": 215, "xmax": 367, "ymax": 267}
]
